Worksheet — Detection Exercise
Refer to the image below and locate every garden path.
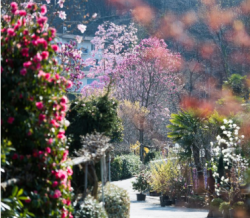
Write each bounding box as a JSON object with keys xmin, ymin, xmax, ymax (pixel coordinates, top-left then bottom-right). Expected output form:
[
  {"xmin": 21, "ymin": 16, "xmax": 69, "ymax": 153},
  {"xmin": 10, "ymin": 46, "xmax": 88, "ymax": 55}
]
[{"xmin": 112, "ymin": 177, "xmax": 209, "ymax": 218}]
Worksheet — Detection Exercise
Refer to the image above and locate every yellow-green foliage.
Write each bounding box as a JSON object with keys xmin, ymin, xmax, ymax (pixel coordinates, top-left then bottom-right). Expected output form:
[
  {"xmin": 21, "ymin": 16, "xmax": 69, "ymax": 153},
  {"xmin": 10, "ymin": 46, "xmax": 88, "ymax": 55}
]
[{"xmin": 150, "ymin": 158, "xmax": 179, "ymax": 195}]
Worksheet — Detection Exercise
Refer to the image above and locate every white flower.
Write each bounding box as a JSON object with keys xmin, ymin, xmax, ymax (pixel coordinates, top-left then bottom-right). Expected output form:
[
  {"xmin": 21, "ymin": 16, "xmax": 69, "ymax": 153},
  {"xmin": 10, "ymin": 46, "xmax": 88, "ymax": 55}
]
[
  {"xmin": 229, "ymin": 120, "xmax": 233, "ymax": 124},
  {"xmin": 220, "ymin": 125, "xmax": 226, "ymax": 130},
  {"xmin": 92, "ymin": 13, "xmax": 97, "ymax": 18},
  {"xmin": 233, "ymin": 124, "xmax": 237, "ymax": 128},
  {"xmin": 58, "ymin": 0, "xmax": 64, "ymax": 8},
  {"xmin": 78, "ymin": 24, "xmax": 87, "ymax": 33},
  {"xmin": 210, "ymin": 142, "xmax": 214, "ymax": 146},
  {"xmin": 223, "ymin": 119, "xmax": 228, "ymax": 124},
  {"xmin": 58, "ymin": 11, "xmax": 66, "ymax": 20},
  {"xmin": 241, "ymin": 135, "xmax": 245, "ymax": 139},
  {"xmin": 76, "ymin": 35, "xmax": 83, "ymax": 43},
  {"xmin": 46, "ymin": 0, "xmax": 51, "ymax": 3},
  {"xmin": 225, "ymin": 166, "xmax": 228, "ymax": 169}
]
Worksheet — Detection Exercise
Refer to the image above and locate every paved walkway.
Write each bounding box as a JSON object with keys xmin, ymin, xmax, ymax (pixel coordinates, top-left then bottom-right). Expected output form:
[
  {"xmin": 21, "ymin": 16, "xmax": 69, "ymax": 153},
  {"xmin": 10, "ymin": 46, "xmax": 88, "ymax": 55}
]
[{"xmin": 112, "ymin": 178, "xmax": 209, "ymax": 218}]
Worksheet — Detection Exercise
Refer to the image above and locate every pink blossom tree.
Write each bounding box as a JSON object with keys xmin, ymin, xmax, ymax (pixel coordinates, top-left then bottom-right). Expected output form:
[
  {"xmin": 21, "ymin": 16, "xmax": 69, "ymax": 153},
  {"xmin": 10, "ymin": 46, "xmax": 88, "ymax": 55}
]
[
  {"xmin": 81, "ymin": 22, "xmax": 138, "ymax": 95},
  {"xmin": 114, "ymin": 37, "xmax": 182, "ymax": 160}
]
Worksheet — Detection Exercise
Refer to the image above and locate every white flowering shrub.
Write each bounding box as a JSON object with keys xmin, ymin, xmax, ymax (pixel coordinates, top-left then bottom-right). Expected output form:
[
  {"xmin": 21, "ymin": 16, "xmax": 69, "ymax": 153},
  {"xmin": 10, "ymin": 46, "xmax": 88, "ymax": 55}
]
[
  {"xmin": 99, "ymin": 183, "xmax": 130, "ymax": 218},
  {"xmin": 210, "ymin": 119, "xmax": 248, "ymax": 198},
  {"xmin": 74, "ymin": 195, "xmax": 108, "ymax": 218}
]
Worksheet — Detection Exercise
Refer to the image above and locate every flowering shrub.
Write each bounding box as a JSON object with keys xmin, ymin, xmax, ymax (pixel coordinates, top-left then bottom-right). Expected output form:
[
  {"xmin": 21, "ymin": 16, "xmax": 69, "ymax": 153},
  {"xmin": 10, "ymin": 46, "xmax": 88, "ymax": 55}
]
[
  {"xmin": 1, "ymin": 2, "xmax": 73, "ymax": 217},
  {"xmin": 74, "ymin": 195, "xmax": 108, "ymax": 218},
  {"xmin": 99, "ymin": 183, "xmax": 130, "ymax": 218},
  {"xmin": 132, "ymin": 171, "xmax": 151, "ymax": 193},
  {"xmin": 210, "ymin": 119, "xmax": 248, "ymax": 203}
]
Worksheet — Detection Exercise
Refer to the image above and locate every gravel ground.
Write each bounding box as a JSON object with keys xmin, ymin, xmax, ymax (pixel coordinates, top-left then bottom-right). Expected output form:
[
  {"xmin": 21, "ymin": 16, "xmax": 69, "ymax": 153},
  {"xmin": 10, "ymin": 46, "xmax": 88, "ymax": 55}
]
[{"xmin": 112, "ymin": 177, "xmax": 209, "ymax": 218}]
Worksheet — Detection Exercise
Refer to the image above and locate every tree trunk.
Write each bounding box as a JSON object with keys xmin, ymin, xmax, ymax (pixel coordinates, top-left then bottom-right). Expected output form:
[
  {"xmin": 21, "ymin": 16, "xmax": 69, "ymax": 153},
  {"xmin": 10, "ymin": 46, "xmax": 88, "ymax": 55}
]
[
  {"xmin": 139, "ymin": 129, "xmax": 144, "ymax": 162},
  {"xmin": 192, "ymin": 145, "xmax": 205, "ymax": 192}
]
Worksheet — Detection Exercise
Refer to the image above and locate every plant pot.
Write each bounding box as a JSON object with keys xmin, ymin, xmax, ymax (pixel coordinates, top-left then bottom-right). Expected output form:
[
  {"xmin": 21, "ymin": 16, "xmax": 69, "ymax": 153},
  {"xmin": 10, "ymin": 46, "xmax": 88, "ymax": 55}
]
[
  {"xmin": 137, "ymin": 193, "xmax": 146, "ymax": 201},
  {"xmin": 229, "ymin": 209, "xmax": 234, "ymax": 218},
  {"xmin": 212, "ymin": 209, "xmax": 223, "ymax": 218},
  {"xmin": 223, "ymin": 210, "xmax": 230, "ymax": 218},
  {"xmin": 160, "ymin": 197, "xmax": 165, "ymax": 207}
]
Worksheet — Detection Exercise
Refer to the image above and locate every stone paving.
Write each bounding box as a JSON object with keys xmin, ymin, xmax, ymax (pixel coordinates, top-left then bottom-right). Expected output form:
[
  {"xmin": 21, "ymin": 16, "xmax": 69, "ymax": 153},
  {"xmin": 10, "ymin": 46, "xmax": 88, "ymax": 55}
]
[{"xmin": 112, "ymin": 177, "xmax": 209, "ymax": 218}]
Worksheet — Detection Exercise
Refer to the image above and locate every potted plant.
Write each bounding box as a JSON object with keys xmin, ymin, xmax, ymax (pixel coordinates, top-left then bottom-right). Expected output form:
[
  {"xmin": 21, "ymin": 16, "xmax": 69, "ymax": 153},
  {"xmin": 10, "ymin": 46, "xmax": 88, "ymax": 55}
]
[
  {"xmin": 219, "ymin": 202, "xmax": 231, "ymax": 218},
  {"xmin": 150, "ymin": 157, "xmax": 179, "ymax": 207},
  {"xmin": 232, "ymin": 201, "xmax": 246, "ymax": 218},
  {"xmin": 210, "ymin": 198, "xmax": 224, "ymax": 218},
  {"xmin": 132, "ymin": 172, "xmax": 150, "ymax": 201}
]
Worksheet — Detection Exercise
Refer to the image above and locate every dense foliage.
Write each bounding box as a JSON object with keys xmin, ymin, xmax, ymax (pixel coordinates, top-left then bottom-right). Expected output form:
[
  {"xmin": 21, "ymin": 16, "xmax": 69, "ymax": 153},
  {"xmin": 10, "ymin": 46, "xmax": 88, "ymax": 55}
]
[
  {"xmin": 74, "ymin": 195, "xmax": 108, "ymax": 218},
  {"xmin": 99, "ymin": 183, "xmax": 130, "ymax": 218},
  {"xmin": 111, "ymin": 154, "xmax": 142, "ymax": 181},
  {"xmin": 66, "ymin": 92, "xmax": 123, "ymax": 154},
  {"xmin": 1, "ymin": 3, "xmax": 73, "ymax": 217}
]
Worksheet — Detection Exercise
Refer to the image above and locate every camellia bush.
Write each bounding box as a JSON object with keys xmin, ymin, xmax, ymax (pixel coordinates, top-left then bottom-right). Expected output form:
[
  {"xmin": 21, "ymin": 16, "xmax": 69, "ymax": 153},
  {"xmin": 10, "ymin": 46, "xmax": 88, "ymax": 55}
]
[{"xmin": 1, "ymin": 2, "xmax": 73, "ymax": 218}]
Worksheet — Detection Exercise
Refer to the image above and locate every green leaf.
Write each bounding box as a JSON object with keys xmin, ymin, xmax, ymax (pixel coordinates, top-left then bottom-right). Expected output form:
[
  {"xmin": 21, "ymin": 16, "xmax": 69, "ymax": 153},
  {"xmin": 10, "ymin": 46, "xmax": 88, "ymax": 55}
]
[
  {"xmin": 12, "ymin": 186, "xmax": 18, "ymax": 197},
  {"xmin": 17, "ymin": 189, "xmax": 24, "ymax": 197}
]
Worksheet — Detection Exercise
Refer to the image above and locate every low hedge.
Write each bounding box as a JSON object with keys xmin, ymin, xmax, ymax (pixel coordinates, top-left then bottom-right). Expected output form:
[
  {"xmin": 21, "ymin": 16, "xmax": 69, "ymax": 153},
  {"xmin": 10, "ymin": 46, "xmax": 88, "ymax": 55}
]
[{"xmin": 111, "ymin": 154, "xmax": 142, "ymax": 181}]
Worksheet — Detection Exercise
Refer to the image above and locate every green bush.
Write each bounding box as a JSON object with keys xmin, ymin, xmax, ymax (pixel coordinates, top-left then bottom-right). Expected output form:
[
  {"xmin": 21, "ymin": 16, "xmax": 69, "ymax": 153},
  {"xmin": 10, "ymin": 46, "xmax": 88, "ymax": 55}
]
[
  {"xmin": 99, "ymin": 183, "xmax": 130, "ymax": 218},
  {"xmin": 66, "ymin": 93, "xmax": 123, "ymax": 154},
  {"xmin": 219, "ymin": 202, "xmax": 230, "ymax": 212},
  {"xmin": 111, "ymin": 154, "xmax": 142, "ymax": 181},
  {"xmin": 144, "ymin": 151, "xmax": 161, "ymax": 164},
  {"xmin": 210, "ymin": 198, "xmax": 224, "ymax": 208},
  {"xmin": 75, "ymin": 195, "xmax": 108, "ymax": 218}
]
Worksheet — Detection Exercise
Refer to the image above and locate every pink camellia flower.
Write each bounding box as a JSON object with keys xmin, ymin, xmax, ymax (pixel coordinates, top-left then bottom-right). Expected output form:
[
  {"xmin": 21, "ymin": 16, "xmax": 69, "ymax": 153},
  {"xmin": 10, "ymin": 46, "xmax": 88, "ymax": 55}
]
[
  {"xmin": 51, "ymin": 44, "xmax": 59, "ymax": 52},
  {"xmin": 52, "ymin": 190, "xmax": 61, "ymax": 198},
  {"xmin": 7, "ymin": 117, "xmax": 14, "ymax": 124},
  {"xmin": 24, "ymin": 197, "xmax": 32, "ymax": 204},
  {"xmin": 57, "ymin": 133, "xmax": 65, "ymax": 140},
  {"xmin": 21, "ymin": 48, "xmax": 29, "ymax": 57},
  {"xmin": 23, "ymin": 61, "xmax": 32, "ymax": 68},
  {"xmin": 19, "ymin": 10, "xmax": 26, "ymax": 16},
  {"xmin": 41, "ymin": 51, "xmax": 49, "ymax": 59},
  {"xmin": 23, "ymin": 29, "xmax": 28, "ymax": 35},
  {"xmin": 50, "ymin": 119, "xmax": 60, "ymax": 128},
  {"xmin": 62, "ymin": 199, "xmax": 67, "ymax": 204},
  {"xmin": 60, "ymin": 103, "xmax": 67, "ymax": 112},
  {"xmin": 37, "ymin": 16, "xmax": 47, "ymax": 26},
  {"xmin": 62, "ymin": 150, "xmax": 68, "ymax": 162},
  {"xmin": 34, "ymin": 53, "xmax": 42, "ymax": 63},
  {"xmin": 3, "ymin": 15, "xmax": 11, "ymax": 22},
  {"xmin": 36, "ymin": 102, "xmax": 44, "ymax": 110},
  {"xmin": 67, "ymin": 199, "xmax": 71, "ymax": 206},
  {"xmin": 12, "ymin": 153, "xmax": 18, "ymax": 160},
  {"xmin": 56, "ymin": 116, "xmax": 63, "ymax": 121},
  {"xmin": 66, "ymin": 80, "xmax": 73, "ymax": 89},
  {"xmin": 20, "ymin": 68, "xmax": 27, "ymax": 76},
  {"xmin": 66, "ymin": 167, "xmax": 73, "ymax": 176},
  {"xmin": 10, "ymin": 2, "xmax": 18, "ymax": 13},
  {"xmin": 52, "ymin": 181, "xmax": 58, "ymax": 188},
  {"xmin": 7, "ymin": 28, "xmax": 15, "ymax": 37},
  {"xmin": 60, "ymin": 96, "xmax": 68, "ymax": 104},
  {"xmin": 24, "ymin": 198, "xmax": 31, "ymax": 203},
  {"xmin": 47, "ymin": 138, "xmax": 53, "ymax": 145},
  {"xmin": 61, "ymin": 209, "xmax": 68, "ymax": 218},
  {"xmin": 55, "ymin": 169, "xmax": 67, "ymax": 180},
  {"xmin": 45, "ymin": 147, "xmax": 51, "ymax": 153},
  {"xmin": 39, "ymin": 114, "xmax": 46, "ymax": 122},
  {"xmin": 37, "ymin": 38, "xmax": 48, "ymax": 48},
  {"xmin": 41, "ymin": 5, "xmax": 47, "ymax": 15},
  {"xmin": 69, "ymin": 213, "xmax": 73, "ymax": 218},
  {"xmin": 49, "ymin": 27, "xmax": 56, "ymax": 37},
  {"xmin": 26, "ymin": 2, "xmax": 34, "ymax": 9}
]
